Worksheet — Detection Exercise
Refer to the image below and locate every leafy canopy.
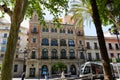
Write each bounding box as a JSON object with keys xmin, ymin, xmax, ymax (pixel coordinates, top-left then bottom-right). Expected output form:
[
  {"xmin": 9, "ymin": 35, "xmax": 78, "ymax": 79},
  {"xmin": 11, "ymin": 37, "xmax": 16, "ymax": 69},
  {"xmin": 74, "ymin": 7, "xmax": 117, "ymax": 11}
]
[{"xmin": 0, "ymin": 0, "xmax": 68, "ymax": 24}]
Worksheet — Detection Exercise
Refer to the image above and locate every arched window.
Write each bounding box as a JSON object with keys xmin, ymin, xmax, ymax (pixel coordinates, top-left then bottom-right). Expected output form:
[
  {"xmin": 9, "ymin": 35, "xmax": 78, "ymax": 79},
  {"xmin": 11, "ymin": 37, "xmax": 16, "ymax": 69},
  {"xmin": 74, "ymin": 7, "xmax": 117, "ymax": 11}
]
[
  {"xmin": 71, "ymin": 30, "xmax": 73, "ymax": 34},
  {"xmin": 55, "ymin": 28, "xmax": 57, "ymax": 32},
  {"xmin": 60, "ymin": 39, "xmax": 66, "ymax": 46},
  {"xmin": 51, "ymin": 39, "xmax": 58, "ymax": 46},
  {"xmin": 60, "ymin": 29, "xmax": 65, "ymax": 33},
  {"xmin": 51, "ymin": 28, "xmax": 54, "ymax": 32},
  {"xmin": 42, "ymin": 48, "xmax": 48, "ymax": 59},
  {"xmin": 46, "ymin": 28, "xmax": 49, "ymax": 32},
  {"xmin": 68, "ymin": 30, "xmax": 70, "ymax": 34},
  {"xmin": 32, "ymin": 27, "xmax": 37, "ymax": 32},
  {"xmin": 68, "ymin": 39, "xmax": 75, "ymax": 46},
  {"xmin": 42, "ymin": 28, "xmax": 45, "ymax": 32},
  {"xmin": 69, "ymin": 49, "xmax": 75, "ymax": 59},
  {"xmin": 63, "ymin": 29, "xmax": 65, "ymax": 33},
  {"xmin": 61, "ymin": 49, "xmax": 66, "ymax": 59},
  {"xmin": 77, "ymin": 31, "xmax": 82, "ymax": 36},
  {"xmin": 51, "ymin": 49, "xmax": 58, "ymax": 59},
  {"xmin": 31, "ymin": 51, "xmax": 36, "ymax": 59},
  {"xmin": 41, "ymin": 38, "xmax": 49, "ymax": 45}
]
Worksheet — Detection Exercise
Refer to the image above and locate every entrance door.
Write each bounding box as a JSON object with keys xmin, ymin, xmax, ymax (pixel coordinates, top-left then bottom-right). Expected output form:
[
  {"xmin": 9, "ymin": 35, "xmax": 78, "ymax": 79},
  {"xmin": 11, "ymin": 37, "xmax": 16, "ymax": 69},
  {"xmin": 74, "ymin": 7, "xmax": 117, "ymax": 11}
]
[{"xmin": 29, "ymin": 68, "xmax": 35, "ymax": 77}]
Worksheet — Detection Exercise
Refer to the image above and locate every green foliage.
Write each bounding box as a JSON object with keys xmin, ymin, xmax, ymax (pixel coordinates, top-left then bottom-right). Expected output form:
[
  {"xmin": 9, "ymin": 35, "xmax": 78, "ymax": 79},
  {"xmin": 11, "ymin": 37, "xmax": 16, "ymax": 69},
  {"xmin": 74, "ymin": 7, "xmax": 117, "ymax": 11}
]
[
  {"xmin": 97, "ymin": 0, "xmax": 120, "ymax": 26},
  {"xmin": 52, "ymin": 62, "xmax": 66, "ymax": 72},
  {"xmin": 69, "ymin": 0, "xmax": 93, "ymax": 28}
]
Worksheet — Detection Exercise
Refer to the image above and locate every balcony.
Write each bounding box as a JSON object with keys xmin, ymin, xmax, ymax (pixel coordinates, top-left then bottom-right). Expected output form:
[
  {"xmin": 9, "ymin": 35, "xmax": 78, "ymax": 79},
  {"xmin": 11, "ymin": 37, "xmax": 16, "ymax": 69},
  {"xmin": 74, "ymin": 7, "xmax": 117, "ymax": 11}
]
[
  {"xmin": 31, "ymin": 30, "xmax": 38, "ymax": 34},
  {"xmin": 41, "ymin": 43, "xmax": 49, "ymax": 46},
  {"xmin": 68, "ymin": 44, "xmax": 75, "ymax": 47},
  {"xmin": 41, "ymin": 56, "xmax": 48, "ymax": 59},
  {"xmin": 51, "ymin": 56, "xmax": 58, "ymax": 59},
  {"xmin": 51, "ymin": 44, "xmax": 58, "ymax": 46},
  {"xmin": 60, "ymin": 57, "xmax": 67, "ymax": 59},
  {"xmin": 69, "ymin": 56, "xmax": 75, "ymax": 59},
  {"xmin": 60, "ymin": 44, "xmax": 67, "ymax": 46}
]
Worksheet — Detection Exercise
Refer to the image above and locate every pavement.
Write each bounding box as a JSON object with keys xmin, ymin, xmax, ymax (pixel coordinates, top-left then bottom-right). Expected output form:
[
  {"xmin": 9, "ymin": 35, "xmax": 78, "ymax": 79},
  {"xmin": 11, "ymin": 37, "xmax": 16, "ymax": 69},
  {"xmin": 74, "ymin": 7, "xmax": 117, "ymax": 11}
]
[{"xmin": 12, "ymin": 77, "xmax": 77, "ymax": 80}]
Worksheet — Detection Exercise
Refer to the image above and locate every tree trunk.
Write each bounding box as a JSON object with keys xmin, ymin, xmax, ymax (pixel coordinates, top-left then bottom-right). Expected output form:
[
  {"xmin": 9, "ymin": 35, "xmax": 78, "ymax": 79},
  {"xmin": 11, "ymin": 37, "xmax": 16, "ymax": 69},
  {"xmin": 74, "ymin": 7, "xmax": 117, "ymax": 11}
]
[
  {"xmin": 90, "ymin": 0, "xmax": 113, "ymax": 80},
  {"xmin": 1, "ymin": 0, "xmax": 28, "ymax": 80}
]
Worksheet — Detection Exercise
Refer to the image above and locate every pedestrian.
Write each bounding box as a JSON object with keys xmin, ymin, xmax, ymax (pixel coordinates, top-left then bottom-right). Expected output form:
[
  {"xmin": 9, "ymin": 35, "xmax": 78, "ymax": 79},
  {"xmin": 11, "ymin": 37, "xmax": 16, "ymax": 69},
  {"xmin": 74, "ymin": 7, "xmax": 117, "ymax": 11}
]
[
  {"xmin": 21, "ymin": 72, "xmax": 25, "ymax": 80},
  {"xmin": 45, "ymin": 74, "xmax": 48, "ymax": 80}
]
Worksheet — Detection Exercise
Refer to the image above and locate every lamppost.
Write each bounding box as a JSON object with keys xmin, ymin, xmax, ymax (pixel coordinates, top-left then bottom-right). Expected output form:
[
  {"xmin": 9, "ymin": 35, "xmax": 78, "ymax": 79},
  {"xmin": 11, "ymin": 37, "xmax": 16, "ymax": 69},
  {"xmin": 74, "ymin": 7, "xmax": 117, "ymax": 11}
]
[
  {"xmin": 108, "ymin": 26, "xmax": 120, "ymax": 47},
  {"xmin": 23, "ymin": 48, "xmax": 27, "ymax": 72},
  {"xmin": 77, "ymin": 45, "xmax": 87, "ymax": 68}
]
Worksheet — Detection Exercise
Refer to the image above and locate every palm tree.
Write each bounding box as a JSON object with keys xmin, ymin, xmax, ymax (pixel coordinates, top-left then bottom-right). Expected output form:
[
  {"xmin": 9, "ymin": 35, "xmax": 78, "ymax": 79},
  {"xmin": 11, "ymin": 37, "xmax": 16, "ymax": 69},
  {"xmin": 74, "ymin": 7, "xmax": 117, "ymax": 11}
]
[{"xmin": 70, "ymin": 0, "xmax": 113, "ymax": 79}]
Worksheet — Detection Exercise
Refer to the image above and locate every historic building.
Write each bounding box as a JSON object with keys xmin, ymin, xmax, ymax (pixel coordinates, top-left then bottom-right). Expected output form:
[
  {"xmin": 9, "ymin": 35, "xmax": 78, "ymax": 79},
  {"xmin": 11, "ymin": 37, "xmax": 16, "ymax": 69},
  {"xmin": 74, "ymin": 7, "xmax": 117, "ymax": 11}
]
[
  {"xmin": 0, "ymin": 18, "xmax": 28, "ymax": 77},
  {"xmin": 85, "ymin": 36, "xmax": 120, "ymax": 61},
  {"xmin": 25, "ymin": 12, "xmax": 86, "ymax": 78}
]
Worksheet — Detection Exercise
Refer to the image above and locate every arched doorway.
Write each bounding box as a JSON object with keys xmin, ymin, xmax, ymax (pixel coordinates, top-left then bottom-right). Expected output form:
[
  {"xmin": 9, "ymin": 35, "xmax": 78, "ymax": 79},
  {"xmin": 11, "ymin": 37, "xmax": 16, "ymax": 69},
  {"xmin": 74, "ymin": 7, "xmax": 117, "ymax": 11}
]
[
  {"xmin": 29, "ymin": 68, "xmax": 35, "ymax": 77},
  {"xmin": 41, "ymin": 65, "xmax": 48, "ymax": 77},
  {"xmin": 70, "ymin": 65, "xmax": 76, "ymax": 75}
]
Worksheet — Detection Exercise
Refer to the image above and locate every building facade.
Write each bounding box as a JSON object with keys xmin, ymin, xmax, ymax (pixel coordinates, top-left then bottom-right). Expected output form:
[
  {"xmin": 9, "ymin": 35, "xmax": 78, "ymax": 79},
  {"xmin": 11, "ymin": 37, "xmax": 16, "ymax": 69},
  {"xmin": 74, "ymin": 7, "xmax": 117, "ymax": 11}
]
[
  {"xmin": 85, "ymin": 36, "xmax": 120, "ymax": 62},
  {"xmin": 25, "ymin": 12, "xmax": 86, "ymax": 78},
  {"xmin": 0, "ymin": 18, "xmax": 28, "ymax": 77}
]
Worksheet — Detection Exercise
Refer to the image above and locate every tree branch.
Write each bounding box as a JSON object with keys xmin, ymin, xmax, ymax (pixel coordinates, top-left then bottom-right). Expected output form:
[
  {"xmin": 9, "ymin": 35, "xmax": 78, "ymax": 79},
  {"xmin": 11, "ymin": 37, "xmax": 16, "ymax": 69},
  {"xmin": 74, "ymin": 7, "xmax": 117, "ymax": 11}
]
[{"xmin": 0, "ymin": 4, "xmax": 12, "ymax": 17}]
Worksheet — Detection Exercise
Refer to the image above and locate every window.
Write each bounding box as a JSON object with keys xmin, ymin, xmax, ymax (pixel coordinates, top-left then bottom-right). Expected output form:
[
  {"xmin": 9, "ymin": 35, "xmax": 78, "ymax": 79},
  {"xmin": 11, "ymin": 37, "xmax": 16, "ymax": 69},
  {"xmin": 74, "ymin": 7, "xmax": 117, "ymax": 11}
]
[
  {"xmin": 77, "ymin": 31, "xmax": 82, "ymax": 36},
  {"xmin": 1, "ymin": 47, "xmax": 6, "ymax": 52},
  {"xmin": 51, "ymin": 39, "xmax": 58, "ymax": 46},
  {"xmin": 14, "ymin": 65, "xmax": 18, "ymax": 72},
  {"xmin": 80, "ymin": 52, "xmax": 85, "ymax": 59},
  {"xmin": 42, "ymin": 28, "xmax": 45, "ymax": 32},
  {"xmin": 4, "ymin": 33, "xmax": 7, "ymax": 38},
  {"xmin": 2, "ymin": 40, "xmax": 7, "ymax": 45},
  {"xmin": 86, "ymin": 42, "xmax": 90, "ymax": 49},
  {"xmin": 84, "ymin": 66, "xmax": 91, "ymax": 74},
  {"xmin": 94, "ymin": 42, "xmax": 98, "ymax": 49},
  {"xmin": 69, "ymin": 49, "xmax": 75, "ymax": 59},
  {"xmin": 108, "ymin": 43, "xmax": 113, "ymax": 49},
  {"xmin": 32, "ymin": 27, "xmax": 37, "ymax": 32},
  {"xmin": 42, "ymin": 28, "xmax": 49, "ymax": 32},
  {"xmin": 41, "ymin": 38, "xmax": 49, "ymax": 45},
  {"xmin": 68, "ymin": 39, "xmax": 75, "ymax": 46},
  {"xmin": 60, "ymin": 29, "xmax": 65, "ymax": 33},
  {"xmin": 96, "ymin": 53, "xmax": 100, "ymax": 60},
  {"xmin": 110, "ymin": 53, "xmax": 114, "ymax": 58},
  {"xmin": 79, "ymin": 40, "xmax": 82, "ymax": 45},
  {"xmin": 60, "ymin": 39, "xmax": 66, "ymax": 46},
  {"xmin": 51, "ymin": 49, "xmax": 58, "ymax": 59},
  {"xmin": 88, "ymin": 53, "xmax": 92, "ymax": 61},
  {"xmin": 51, "ymin": 28, "xmax": 57, "ymax": 32},
  {"xmin": 61, "ymin": 49, "xmax": 67, "ymax": 59},
  {"xmin": 115, "ymin": 43, "xmax": 119, "ymax": 50},
  {"xmin": 32, "ymin": 38, "xmax": 36, "ymax": 43},
  {"xmin": 31, "ymin": 51, "xmax": 36, "ymax": 59},
  {"xmin": 67, "ymin": 29, "xmax": 73, "ymax": 34},
  {"xmin": 42, "ymin": 48, "xmax": 48, "ymax": 59}
]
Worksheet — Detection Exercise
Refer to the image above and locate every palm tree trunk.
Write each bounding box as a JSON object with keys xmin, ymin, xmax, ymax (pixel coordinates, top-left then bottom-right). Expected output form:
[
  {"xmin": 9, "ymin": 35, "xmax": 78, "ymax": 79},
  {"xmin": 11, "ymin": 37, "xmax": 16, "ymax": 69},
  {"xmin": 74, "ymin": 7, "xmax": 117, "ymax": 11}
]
[
  {"xmin": 90, "ymin": 0, "xmax": 113, "ymax": 80},
  {"xmin": 1, "ymin": 0, "xmax": 28, "ymax": 80}
]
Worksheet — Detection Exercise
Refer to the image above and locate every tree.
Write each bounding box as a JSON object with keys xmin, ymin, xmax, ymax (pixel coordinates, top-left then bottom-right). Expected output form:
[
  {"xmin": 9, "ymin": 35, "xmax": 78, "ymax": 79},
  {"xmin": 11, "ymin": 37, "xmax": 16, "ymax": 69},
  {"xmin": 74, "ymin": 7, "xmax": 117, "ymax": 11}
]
[
  {"xmin": 70, "ymin": 0, "xmax": 113, "ymax": 79},
  {"xmin": 90, "ymin": 0, "xmax": 113, "ymax": 79},
  {"xmin": 52, "ymin": 62, "xmax": 66, "ymax": 74},
  {"xmin": 0, "ymin": 0, "xmax": 68, "ymax": 80}
]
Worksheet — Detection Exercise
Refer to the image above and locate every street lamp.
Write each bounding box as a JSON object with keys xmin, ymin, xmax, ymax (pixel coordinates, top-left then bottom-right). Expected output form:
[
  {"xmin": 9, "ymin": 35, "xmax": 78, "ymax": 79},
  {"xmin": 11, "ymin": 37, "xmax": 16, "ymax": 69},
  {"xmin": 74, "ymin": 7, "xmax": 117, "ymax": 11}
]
[
  {"xmin": 106, "ymin": 0, "xmax": 114, "ymax": 11},
  {"xmin": 77, "ymin": 45, "xmax": 87, "ymax": 66},
  {"xmin": 109, "ymin": 26, "xmax": 120, "ymax": 47},
  {"xmin": 23, "ymin": 48, "xmax": 27, "ymax": 72}
]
